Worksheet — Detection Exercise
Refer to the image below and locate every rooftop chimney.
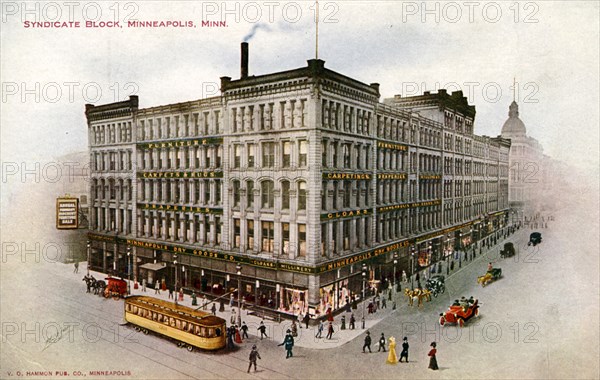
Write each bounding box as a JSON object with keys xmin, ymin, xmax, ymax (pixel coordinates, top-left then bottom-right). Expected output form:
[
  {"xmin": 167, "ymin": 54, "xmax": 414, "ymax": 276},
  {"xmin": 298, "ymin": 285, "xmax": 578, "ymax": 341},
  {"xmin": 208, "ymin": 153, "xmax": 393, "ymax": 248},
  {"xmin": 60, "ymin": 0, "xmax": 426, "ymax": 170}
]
[{"xmin": 241, "ymin": 42, "xmax": 249, "ymax": 79}]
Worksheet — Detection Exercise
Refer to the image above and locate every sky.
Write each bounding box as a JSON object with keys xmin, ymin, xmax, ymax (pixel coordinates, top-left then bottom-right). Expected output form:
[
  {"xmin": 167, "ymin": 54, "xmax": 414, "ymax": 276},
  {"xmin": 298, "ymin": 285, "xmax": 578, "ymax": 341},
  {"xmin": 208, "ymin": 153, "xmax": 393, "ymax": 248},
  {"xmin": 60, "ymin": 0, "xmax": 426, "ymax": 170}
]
[{"xmin": 1, "ymin": 1, "xmax": 599, "ymax": 185}]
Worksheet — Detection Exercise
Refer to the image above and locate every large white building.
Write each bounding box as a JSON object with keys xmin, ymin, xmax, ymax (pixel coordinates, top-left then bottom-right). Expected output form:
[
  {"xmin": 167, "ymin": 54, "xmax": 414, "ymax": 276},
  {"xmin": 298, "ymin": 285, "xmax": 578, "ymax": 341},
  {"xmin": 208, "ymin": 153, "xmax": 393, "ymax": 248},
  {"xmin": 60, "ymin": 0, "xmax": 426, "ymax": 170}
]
[
  {"xmin": 85, "ymin": 43, "xmax": 510, "ymax": 319},
  {"xmin": 500, "ymin": 101, "xmax": 544, "ymax": 212}
]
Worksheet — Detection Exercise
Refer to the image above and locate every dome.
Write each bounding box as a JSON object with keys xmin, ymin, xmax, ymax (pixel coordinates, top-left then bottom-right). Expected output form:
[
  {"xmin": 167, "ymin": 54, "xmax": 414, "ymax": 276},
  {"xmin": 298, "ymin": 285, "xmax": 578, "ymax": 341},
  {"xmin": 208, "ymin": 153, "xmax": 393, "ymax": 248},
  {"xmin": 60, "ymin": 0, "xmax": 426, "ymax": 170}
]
[{"xmin": 501, "ymin": 101, "xmax": 526, "ymax": 136}]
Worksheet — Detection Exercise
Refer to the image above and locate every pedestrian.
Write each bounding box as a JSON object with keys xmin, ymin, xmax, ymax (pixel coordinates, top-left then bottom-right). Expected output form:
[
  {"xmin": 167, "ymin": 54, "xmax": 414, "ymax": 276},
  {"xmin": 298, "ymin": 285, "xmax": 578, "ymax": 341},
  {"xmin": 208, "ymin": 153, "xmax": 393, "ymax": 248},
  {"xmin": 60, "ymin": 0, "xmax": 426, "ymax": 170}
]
[
  {"xmin": 202, "ymin": 295, "xmax": 208, "ymax": 310},
  {"xmin": 349, "ymin": 314, "xmax": 356, "ymax": 330},
  {"xmin": 230, "ymin": 293, "xmax": 234, "ymax": 309},
  {"xmin": 234, "ymin": 325, "xmax": 243, "ymax": 343},
  {"xmin": 345, "ymin": 300, "xmax": 352, "ymax": 313},
  {"xmin": 154, "ymin": 280, "xmax": 160, "ymax": 294},
  {"xmin": 367, "ymin": 302, "xmax": 374, "ymax": 314},
  {"xmin": 315, "ymin": 320, "xmax": 324, "ymax": 338},
  {"xmin": 376, "ymin": 295, "xmax": 380, "ymax": 310},
  {"xmin": 74, "ymin": 261, "xmax": 79, "ymax": 273},
  {"xmin": 361, "ymin": 316, "xmax": 365, "ymax": 329},
  {"xmin": 191, "ymin": 291, "xmax": 197, "ymax": 306},
  {"xmin": 278, "ymin": 329, "xmax": 294, "ymax": 358},
  {"xmin": 382, "ymin": 296, "xmax": 387, "ymax": 309},
  {"xmin": 241, "ymin": 321, "xmax": 249, "ymax": 339},
  {"xmin": 362, "ymin": 331, "xmax": 372, "ymax": 353},
  {"xmin": 340, "ymin": 315, "xmax": 346, "ymax": 330},
  {"xmin": 402, "ymin": 270, "xmax": 407, "ymax": 283},
  {"xmin": 378, "ymin": 333, "xmax": 386, "ymax": 352},
  {"xmin": 487, "ymin": 262, "xmax": 493, "ymax": 271},
  {"xmin": 168, "ymin": 285, "xmax": 174, "ymax": 299},
  {"xmin": 428, "ymin": 342, "xmax": 438, "ymax": 370},
  {"xmin": 386, "ymin": 337, "xmax": 397, "ymax": 364},
  {"xmin": 399, "ymin": 337, "xmax": 409, "ymax": 362},
  {"xmin": 179, "ymin": 288, "xmax": 184, "ymax": 301},
  {"xmin": 303, "ymin": 313, "xmax": 310, "ymax": 329},
  {"xmin": 291, "ymin": 319, "xmax": 298, "ymax": 337},
  {"xmin": 219, "ymin": 299, "xmax": 225, "ymax": 312},
  {"xmin": 247, "ymin": 344, "xmax": 261, "ymax": 373},
  {"xmin": 211, "ymin": 303, "xmax": 217, "ymax": 315},
  {"xmin": 326, "ymin": 322, "xmax": 335, "ymax": 339},
  {"xmin": 142, "ymin": 278, "xmax": 146, "ymax": 292},
  {"xmin": 226, "ymin": 326, "xmax": 235, "ymax": 349},
  {"xmin": 231, "ymin": 309, "xmax": 237, "ymax": 325},
  {"xmin": 258, "ymin": 321, "xmax": 268, "ymax": 340}
]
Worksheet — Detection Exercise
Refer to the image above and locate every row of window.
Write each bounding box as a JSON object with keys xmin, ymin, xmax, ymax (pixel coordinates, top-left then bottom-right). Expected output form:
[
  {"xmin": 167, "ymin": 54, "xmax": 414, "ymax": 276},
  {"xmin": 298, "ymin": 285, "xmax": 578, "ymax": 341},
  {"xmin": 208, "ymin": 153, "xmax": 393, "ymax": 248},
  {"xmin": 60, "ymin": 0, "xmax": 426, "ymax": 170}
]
[
  {"xmin": 91, "ymin": 122, "xmax": 133, "ymax": 145},
  {"xmin": 126, "ymin": 304, "xmax": 222, "ymax": 338},
  {"xmin": 232, "ymin": 140, "xmax": 308, "ymax": 169},
  {"xmin": 322, "ymin": 99, "xmax": 372, "ymax": 136},
  {"xmin": 137, "ymin": 145, "xmax": 222, "ymax": 171},
  {"xmin": 137, "ymin": 110, "xmax": 222, "ymax": 141},
  {"xmin": 138, "ymin": 212, "xmax": 222, "ymax": 245},
  {"xmin": 92, "ymin": 150, "xmax": 133, "ymax": 172},
  {"xmin": 231, "ymin": 180, "xmax": 306, "ymax": 210},
  {"xmin": 138, "ymin": 179, "xmax": 222, "ymax": 206},
  {"xmin": 92, "ymin": 178, "xmax": 133, "ymax": 201},
  {"xmin": 232, "ymin": 219, "xmax": 307, "ymax": 257},
  {"xmin": 92, "ymin": 207, "xmax": 133, "ymax": 234},
  {"xmin": 231, "ymin": 99, "xmax": 308, "ymax": 132}
]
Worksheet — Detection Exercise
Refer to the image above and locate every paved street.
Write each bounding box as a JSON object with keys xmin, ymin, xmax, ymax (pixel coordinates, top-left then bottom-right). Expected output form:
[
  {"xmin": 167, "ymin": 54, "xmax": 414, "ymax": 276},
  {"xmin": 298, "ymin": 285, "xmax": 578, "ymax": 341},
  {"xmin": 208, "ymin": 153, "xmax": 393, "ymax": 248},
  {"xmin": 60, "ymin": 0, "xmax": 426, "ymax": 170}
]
[{"xmin": 1, "ymin": 191, "xmax": 598, "ymax": 379}]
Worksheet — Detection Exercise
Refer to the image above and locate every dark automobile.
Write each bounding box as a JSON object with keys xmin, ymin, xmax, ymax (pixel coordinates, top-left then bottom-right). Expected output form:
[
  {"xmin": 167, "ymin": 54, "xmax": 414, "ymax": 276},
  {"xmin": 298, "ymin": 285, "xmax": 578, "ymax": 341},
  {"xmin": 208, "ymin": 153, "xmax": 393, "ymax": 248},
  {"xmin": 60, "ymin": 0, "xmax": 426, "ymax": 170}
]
[
  {"xmin": 528, "ymin": 232, "xmax": 542, "ymax": 246},
  {"xmin": 425, "ymin": 275, "xmax": 446, "ymax": 297},
  {"xmin": 500, "ymin": 242, "xmax": 516, "ymax": 258}
]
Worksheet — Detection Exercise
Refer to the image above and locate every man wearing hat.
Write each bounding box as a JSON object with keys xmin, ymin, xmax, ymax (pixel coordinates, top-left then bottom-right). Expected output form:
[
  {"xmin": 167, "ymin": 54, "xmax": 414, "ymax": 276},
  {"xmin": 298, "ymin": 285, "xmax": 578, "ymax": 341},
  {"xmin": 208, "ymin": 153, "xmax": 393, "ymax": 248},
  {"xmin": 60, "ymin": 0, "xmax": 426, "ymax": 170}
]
[
  {"xmin": 278, "ymin": 329, "xmax": 295, "ymax": 358},
  {"xmin": 362, "ymin": 331, "xmax": 372, "ymax": 353},
  {"xmin": 378, "ymin": 333, "xmax": 387, "ymax": 352},
  {"xmin": 399, "ymin": 337, "xmax": 409, "ymax": 362},
  {"xmin": 247, "ymin": 344, "xmax": 261, "ymax": 373}
]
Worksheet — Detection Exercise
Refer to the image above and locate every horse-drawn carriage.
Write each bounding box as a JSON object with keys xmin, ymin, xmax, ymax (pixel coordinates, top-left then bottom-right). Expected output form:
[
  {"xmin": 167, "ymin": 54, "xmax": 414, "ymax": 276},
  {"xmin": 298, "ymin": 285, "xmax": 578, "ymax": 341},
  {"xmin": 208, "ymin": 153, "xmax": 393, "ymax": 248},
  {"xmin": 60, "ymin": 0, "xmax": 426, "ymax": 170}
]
[
  {"xmin": 425, "ymin": 275, "xmax": 446, "ymax": 297},
  {"xmin": 439, "ymin": 298, "xmax": 479, "ymax": 327},
  {"xmin": 477, "ymin": 268, "xmax": 502, "ymax": 287},
  {"xmin": 105, "ymin": 277, "xmax": 128, "ymax": 298},
  {"xmin": 528, "ymin": 232, "xmax": 542, "ymax": 246},
  {"xmin": 500, "ymin": 242, "xmax": 515, "ymax": 258}
]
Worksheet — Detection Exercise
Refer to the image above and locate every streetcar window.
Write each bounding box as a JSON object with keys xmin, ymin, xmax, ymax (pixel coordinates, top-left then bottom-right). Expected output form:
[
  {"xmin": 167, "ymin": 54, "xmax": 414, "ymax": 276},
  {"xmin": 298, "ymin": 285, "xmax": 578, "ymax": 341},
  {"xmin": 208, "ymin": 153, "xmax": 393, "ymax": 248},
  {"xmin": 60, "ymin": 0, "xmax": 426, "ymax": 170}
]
[
  {"xmin": 153, "ymin": 312, "xmax": 158, "ymax": 321},
  {"xmin": 133, "ymin": 306, "xmax": 138, "ymax": 314},
  {"xmin": 170, "ymin": 317, "xmax": 175, "ymax": 327},
  {"xmin": 215, "ymin": 328, "xmax": 221, "ymax": 337},
  {"xmin": 195, "ymin": 326, "xmax": 201, "ymax": 335},
  {"xmin": 175, "ymin": 320, "xmax": 181, "ymax": 329},
  {"xmin": 181, "ymin": 321, "xmax": 187, "ymax": 330},
  {"xmin": 205, "ymin": 328, "xmax": 212, "ymax": 338},
  {"xmin": 188, "ymin": 324, "xmax": 194, "ymax": 333}
]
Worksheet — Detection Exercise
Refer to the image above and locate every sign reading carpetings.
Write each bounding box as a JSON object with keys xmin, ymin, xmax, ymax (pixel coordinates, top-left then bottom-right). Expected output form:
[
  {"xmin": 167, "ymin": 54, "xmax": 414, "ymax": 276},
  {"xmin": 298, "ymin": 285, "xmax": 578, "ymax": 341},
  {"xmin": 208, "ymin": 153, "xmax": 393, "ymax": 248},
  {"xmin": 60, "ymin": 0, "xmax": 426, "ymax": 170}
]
[
  {"xmin": 322, "ymin": 172, "xmax": 372, "ymax": 180},
  {"xmin": 56, "ymin": 197, "xmax": 79, "ymax": 229}
]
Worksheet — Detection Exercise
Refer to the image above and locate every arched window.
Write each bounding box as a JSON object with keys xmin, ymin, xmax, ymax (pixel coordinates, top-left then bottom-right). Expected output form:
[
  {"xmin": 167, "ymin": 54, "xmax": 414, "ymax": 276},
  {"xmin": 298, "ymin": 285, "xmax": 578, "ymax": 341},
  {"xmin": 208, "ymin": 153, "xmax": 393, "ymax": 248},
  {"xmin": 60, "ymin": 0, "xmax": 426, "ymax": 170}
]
[{"xmin": 261, "ymin": 180, "xmax": 274, "ymax": 208}]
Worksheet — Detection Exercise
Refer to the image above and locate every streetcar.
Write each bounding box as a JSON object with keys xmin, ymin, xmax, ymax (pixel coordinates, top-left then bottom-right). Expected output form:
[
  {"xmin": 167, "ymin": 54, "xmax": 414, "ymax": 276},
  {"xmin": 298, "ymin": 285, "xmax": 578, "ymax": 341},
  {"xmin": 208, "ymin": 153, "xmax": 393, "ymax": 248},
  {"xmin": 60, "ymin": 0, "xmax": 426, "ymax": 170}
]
[{"xmin": 124, "ymin": 296, "xmax": 226, "ymax": 351}]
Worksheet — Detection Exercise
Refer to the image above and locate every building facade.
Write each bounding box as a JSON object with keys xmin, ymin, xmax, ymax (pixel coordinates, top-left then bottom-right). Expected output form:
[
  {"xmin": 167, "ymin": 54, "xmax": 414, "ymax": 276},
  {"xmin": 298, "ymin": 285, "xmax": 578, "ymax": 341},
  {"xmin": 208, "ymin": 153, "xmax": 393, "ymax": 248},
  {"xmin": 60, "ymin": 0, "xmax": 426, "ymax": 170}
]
[
  {"xmin": 85, "ymin": 44, "xmax": 510, "ymax": 319},
  {"xmin": 500, "ymin": 101, "xmax": 544, "ymax": 212}
]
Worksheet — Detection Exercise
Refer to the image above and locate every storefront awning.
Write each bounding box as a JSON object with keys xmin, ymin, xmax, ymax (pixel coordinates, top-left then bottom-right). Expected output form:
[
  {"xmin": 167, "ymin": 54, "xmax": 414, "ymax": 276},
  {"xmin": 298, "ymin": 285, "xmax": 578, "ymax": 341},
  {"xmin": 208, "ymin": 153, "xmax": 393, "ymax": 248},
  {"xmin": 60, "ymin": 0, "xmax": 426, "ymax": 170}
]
[{"xmin": 140, "ymin": 263, "xmax": 166, "ymax": 271}]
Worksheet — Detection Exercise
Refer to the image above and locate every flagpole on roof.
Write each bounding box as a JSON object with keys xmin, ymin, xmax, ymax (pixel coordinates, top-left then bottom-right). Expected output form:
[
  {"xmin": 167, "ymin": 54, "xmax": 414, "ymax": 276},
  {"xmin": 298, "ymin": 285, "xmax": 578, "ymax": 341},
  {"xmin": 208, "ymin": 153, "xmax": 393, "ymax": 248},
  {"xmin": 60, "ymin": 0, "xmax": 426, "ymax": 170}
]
[{"xmin": 315, "ymin": 0, "xmax": 319, "ymax": 60}]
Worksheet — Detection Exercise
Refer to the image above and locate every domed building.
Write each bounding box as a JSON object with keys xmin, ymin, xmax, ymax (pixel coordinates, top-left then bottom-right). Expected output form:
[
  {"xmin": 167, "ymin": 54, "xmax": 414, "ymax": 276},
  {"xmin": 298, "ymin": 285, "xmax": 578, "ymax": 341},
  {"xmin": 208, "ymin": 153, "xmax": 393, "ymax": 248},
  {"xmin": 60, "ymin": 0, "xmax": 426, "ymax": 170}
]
[{"xmin": 500, "ymin": 101, "xmax": 544, "ymax": 212}]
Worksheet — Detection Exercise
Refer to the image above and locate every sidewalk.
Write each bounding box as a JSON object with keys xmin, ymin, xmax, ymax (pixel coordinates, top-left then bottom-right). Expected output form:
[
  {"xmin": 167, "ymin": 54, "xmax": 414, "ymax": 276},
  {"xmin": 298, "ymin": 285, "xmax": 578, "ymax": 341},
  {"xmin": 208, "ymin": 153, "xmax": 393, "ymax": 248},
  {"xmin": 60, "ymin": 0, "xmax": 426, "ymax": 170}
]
[{"xmin": 80, "ymin": 225, "xmax": 524, "ymax": 350}]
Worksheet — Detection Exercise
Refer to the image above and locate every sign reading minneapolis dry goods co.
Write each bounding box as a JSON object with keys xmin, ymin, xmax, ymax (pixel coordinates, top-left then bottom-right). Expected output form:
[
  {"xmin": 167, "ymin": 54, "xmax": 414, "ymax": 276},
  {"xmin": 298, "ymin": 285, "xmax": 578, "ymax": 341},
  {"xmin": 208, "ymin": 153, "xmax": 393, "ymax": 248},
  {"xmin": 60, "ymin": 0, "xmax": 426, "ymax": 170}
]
[{"xmin": 56, "ymin": 197, "xmax": 79, "ymax": 229}]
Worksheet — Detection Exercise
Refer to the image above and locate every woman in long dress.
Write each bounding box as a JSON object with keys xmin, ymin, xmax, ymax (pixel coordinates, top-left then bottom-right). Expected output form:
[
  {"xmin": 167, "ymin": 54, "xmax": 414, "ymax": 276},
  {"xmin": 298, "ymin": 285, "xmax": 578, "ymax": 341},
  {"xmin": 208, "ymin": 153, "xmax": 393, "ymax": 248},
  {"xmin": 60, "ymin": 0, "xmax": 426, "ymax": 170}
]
[
  {"xmin": 428, "ymin": 342, "xmax": 439, "ymax": 370},
  {"xmin": 386, "ymin": 337, "xmax": 397, "ymax": 364}
]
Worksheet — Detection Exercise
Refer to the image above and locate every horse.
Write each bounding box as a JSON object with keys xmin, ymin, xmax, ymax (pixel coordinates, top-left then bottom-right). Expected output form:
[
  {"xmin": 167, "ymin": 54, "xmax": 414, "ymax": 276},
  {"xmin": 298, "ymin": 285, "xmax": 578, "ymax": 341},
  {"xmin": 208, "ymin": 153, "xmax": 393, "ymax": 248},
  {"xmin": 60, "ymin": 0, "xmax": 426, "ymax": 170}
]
[
  {"xmin": 420, "ymin": 289, "xmax": 432, "ymax": 303},
  {"xmin": 477, "ymin": 273, "xmax": 492, "ymax": 287},
  {"xmin": 92, "ymin": 279, "xmax": 106, "ymax": 295},
  {"xmin": 405, "ymin": 288, "xmax": 423, "ymax": 307}
]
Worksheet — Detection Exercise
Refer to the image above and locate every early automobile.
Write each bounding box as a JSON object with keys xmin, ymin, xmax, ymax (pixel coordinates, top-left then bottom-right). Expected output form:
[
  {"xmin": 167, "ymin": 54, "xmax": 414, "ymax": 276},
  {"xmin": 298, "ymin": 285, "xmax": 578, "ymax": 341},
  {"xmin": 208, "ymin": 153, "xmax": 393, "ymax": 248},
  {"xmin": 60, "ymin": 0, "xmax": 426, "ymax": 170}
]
[
  {"xmin": 477, "ymin": 268, "xmax": 502, "ymax": 287},
  {"xmin": 425, "ymin": 275, "xmax": 446, "ymax": 297},
  {"xmin": 528, "ymin": 232, "xmax": 542, "ymax": 246},
  {"xmin": 500, "ymin": 242, "xmax": 515, "ymax": 258},
  {"xmin": 439, "ymin": 299, "xmax": 479, "ymax": 327}
]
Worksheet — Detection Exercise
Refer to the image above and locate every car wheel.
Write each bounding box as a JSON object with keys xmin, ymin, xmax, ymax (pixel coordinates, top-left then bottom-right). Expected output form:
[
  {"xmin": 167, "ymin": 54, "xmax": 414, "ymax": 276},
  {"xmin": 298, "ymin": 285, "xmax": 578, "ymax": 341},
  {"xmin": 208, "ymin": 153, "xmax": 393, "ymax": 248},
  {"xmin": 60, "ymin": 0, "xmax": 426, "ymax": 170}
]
[
  {"xmin": 439, "ymin": 317, "xmax": 445, "ymax": 326},
  {"xmin": 457, "ymin": 318, "xmax": 464, "ymax": 328},
  {"xmin": 187, "ymin": 345, "xmax": 193, "ymax": 352},
  {"xmin": 475, "ymin": 308, "xmax": 480, "ymax": 317},
  {"xmin": 143, "ymin": 329, "xmax": 149, "ymax": 335}
]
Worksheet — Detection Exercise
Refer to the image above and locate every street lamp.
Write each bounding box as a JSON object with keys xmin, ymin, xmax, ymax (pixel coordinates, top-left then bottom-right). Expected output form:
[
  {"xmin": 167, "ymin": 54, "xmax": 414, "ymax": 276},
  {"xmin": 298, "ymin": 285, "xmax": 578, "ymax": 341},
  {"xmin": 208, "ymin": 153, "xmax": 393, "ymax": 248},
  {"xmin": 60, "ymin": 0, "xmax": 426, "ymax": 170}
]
[
  {"xmin": 86, "ymin": 241, "xmax": 91, "ymax": 274},
  {"xmin": 361, "ymin": 263, "xmax": 367, "ymax": 328},
  {"xmin": 428, "ymin": 243, "xmax": 432, "ymax": 273},
  {"xmin": 127, "ymin": 246, "xmax": 132, "ymax": 295},
  {"xmin": 174, "ymin": 254, "xmax": 178, "ymax": 306},
  {"xmin": 446, "ymin": 234, "xmax": 450, "ymax": 275},
  {"xmin": 236, "ymin": 264, "xmax": 242, "ymax": 326},
  {"xmin": 410, "ymin": 246, "xmax": 415, "ymax": 288},
  {"xmin": 392, "ymin": 253, "xmax": 398, "ymax": 290},
  {"xmin": 459, "ymin": 232, "xmax": 463, "ymax": 268}
]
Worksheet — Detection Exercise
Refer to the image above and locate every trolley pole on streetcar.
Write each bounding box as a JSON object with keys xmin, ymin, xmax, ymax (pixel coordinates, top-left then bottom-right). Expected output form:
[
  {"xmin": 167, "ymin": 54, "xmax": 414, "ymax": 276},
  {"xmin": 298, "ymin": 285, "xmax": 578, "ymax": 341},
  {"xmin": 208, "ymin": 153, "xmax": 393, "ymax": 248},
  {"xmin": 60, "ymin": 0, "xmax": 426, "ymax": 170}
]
[{"xmin": 236, "ymin": 264, "xmax": 242, "ymax": 326}]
